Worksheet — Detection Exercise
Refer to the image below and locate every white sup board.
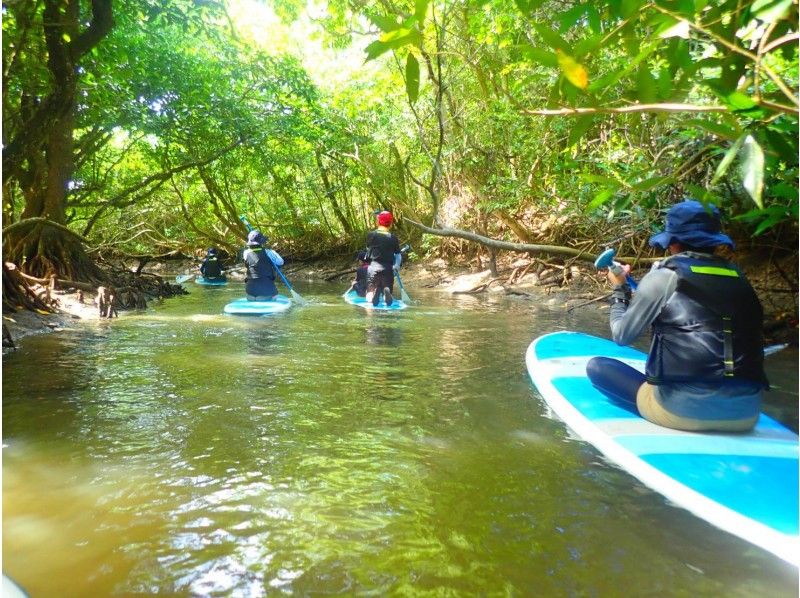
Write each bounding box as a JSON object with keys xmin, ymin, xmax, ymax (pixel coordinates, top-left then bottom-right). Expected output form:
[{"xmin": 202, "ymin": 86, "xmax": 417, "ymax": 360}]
[{"xmin": 526, "ymin": 331, "xmax": 799, "ymax": 566}]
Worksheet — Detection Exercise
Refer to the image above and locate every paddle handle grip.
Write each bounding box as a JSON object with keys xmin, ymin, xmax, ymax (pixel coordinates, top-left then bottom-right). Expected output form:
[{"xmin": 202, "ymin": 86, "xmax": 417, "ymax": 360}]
[{"xmin": 608, "ymin": 261, "xmax": 638, "ymax": 290}]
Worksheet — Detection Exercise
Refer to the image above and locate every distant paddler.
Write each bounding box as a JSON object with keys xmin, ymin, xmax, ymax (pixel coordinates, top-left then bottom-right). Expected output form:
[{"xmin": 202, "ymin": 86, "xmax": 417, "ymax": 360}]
[
  {"xmin": 243, "ymin": 230, "xmax": 284, "ymax": 301},
  {"xmin": 364, "ymin": 210, "xmax": 405, "ymax": 307},
  {"xmin": 199, "ymin": 247, "xmax": 227, "ymax": 283},
  {"xmin": 587, "ymin": 199, "xmax": 769, "ymax": 432}
]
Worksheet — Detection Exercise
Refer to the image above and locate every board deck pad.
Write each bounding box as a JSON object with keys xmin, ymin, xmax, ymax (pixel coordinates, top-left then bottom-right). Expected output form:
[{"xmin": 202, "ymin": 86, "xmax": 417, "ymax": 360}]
[
  {"xmin": 196, "ymin": 276, "xmax": 228, "ymax": 286},
  {"xmin": 526, "ymin": 331, "xmax": 799, "ymax": 566},
  {"xmin": 223, "ymin": 295, "xmax": 291, "ymax": 315},
  {"xmin": 344, "ymin": 290, "xmax": 407, "ymax": 311}
]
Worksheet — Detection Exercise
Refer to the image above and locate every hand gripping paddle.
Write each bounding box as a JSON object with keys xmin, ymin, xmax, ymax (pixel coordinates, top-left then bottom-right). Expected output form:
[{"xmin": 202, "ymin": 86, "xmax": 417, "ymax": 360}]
[{"xmin": 594, "ymin": 248, "xmax": 638, "ymax": 290}]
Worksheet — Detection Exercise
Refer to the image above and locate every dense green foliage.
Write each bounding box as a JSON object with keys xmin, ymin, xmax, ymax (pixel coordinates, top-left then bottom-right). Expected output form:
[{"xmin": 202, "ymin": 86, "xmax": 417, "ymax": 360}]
[{"xmin": 2, "ymin": 0, "xmax": 797, "ymax": 278}]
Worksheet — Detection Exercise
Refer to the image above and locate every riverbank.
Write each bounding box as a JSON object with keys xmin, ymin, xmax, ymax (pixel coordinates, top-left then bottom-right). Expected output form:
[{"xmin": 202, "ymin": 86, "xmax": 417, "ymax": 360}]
[{"xmin": 3, "ymin": 251, "xmax": 797, "ymax": 352}]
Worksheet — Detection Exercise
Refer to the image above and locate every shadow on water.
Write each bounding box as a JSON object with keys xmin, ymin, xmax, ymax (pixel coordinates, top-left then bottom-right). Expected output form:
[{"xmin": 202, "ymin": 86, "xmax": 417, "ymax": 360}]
[{"xmin": 2, "ymin": 282, "xmax": 798, "ymax": 596}]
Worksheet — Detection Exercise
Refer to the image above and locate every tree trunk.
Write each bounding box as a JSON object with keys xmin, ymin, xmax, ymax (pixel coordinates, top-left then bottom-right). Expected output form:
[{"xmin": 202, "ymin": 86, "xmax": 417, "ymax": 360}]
[
  {"xmin": 2, "ymin": 0, "xmax": 113, "ymax": 282},
  {"xmin": 315, "ymin": 150, "xmax": 353, "ymax": 234}
]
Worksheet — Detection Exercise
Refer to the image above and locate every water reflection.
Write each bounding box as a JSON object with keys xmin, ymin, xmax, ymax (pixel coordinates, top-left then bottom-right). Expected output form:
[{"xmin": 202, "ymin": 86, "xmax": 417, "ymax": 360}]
[{"xmin": 3, "ymin": 285, "xmax": 798, "ymax": 596}]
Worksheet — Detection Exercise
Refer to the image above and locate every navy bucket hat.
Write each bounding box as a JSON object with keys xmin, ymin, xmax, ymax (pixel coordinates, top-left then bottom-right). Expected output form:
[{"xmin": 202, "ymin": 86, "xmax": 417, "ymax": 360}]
[
  {"xmin": 247, "ymin": 230, "xmax": 267, "ymax": 246},
  {"xmin": 648, "ymin": 200, "xmax": 735, "ymax": 250}
]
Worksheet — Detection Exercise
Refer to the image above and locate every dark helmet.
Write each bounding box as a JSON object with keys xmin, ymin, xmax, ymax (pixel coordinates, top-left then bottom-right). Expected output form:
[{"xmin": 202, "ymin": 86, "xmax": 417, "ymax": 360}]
[
  {"xmin": 247, "ymin": 230, "xmax": 267, "ymax": 246},
  {"xmin": 207, "ymin": 247, "xmax": 218, "ymax": 256}
]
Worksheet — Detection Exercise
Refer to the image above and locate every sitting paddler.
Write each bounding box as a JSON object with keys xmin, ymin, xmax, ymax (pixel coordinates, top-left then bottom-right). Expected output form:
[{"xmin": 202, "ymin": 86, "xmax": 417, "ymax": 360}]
[
  {"xmin": 365, "ymin": 210, "xmax": 403, "ymax": 307},
  {"xmin": 587, "ymin": 199, "xmax": 768, "ymax": 432},
  {"xmin": 346, "ymin": 250, "xmax": 370, "ymax": 297},
  {"xmin": 243, "ymin": 229, "xmax": 284, "ymax": 301},
  {"xmin": 199, "ymin": 247, "xmax": 226, "ymax": 281}
]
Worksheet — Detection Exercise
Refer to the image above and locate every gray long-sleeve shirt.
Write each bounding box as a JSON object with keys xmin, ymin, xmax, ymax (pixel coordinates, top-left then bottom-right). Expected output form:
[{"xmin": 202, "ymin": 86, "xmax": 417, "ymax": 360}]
[{"xmin": 608, "ymin": 252, "xmax": 762, "ymax": 420}]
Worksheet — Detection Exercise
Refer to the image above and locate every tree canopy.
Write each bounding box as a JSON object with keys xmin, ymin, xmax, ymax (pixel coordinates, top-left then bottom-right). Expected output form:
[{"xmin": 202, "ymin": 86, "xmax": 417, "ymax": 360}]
[{"xmin": 3, "ymin": 0, "xmax": 797, "ymax": 282}]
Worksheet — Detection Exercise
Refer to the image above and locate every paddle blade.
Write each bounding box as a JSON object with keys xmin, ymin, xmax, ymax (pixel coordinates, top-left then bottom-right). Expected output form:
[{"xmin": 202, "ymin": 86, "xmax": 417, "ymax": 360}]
[
  {"xmin": 290, "ymin": 288, "xmax": 308, "ymax": 306},
  {"xmin": 399, "ymin": 286, "xmax": 412, "ymax": 304},
  {"xmin": 176, "ymin": 274, "xmax": 195, "ymax": 283}
]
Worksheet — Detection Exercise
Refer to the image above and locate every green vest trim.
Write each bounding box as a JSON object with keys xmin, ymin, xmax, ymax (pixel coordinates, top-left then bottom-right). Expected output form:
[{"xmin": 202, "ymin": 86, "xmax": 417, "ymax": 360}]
[{"xmin": 689, "ymin": 265, "xmax": 739, "ymax": 277}]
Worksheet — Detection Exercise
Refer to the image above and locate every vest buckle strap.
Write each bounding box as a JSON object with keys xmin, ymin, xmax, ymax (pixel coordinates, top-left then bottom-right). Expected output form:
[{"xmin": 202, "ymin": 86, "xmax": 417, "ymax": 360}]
[{"xmin": 722, "ymin": 315, "xmax": 734, "ymax": 376}]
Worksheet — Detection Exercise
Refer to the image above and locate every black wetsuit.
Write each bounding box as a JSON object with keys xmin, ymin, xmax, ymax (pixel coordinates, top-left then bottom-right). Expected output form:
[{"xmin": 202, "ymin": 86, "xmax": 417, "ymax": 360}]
[{"xmin": 366, "ymin": 229, "xmax": 400, "ymax": 301}]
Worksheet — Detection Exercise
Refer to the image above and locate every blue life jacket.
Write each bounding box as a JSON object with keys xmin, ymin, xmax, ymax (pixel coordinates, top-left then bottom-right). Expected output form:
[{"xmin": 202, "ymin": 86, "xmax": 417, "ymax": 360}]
[{"xmin": 645, "ymin": 254, "xmax": 768, "ymax": 388}]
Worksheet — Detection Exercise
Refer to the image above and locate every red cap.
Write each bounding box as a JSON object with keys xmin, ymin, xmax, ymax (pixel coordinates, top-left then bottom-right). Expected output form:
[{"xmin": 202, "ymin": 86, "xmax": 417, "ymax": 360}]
[{"xmin": 377, "ymin": 211, "xmax": 393, "ymax": 227}]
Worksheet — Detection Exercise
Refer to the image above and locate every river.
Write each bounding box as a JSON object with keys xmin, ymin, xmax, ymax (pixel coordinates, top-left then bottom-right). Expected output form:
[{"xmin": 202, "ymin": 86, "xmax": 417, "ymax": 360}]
[{"xmin": 3, "ymin": 282, "xmax": 798, "ymax": 596}]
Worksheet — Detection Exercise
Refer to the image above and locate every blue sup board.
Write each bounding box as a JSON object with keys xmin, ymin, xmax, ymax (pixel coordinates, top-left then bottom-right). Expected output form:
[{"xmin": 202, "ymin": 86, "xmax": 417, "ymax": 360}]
[
  {"xmin": 223, "ymin": 295, "xmax": 291, "ymax": 315},
  {"xmin": 526, "ymin": 331, "xmax": 799, "ymax": 566},
  {"xmin": 344, "ymin": 290, "xmax": 407, "ymax": 311},
  {"xmin": 196, "ymin": 276, "xmax": 228, "ymax": 286}
]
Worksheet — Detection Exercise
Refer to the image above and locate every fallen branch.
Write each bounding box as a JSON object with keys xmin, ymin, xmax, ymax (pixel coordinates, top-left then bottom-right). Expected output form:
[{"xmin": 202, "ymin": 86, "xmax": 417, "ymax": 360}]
[
  {"xmin": 567, "ymin": 293, "xmax": 611, "ymax": 312},
  {"xmin": 405, "ymin": 218, "xmax": 658, "ymax": 265}
]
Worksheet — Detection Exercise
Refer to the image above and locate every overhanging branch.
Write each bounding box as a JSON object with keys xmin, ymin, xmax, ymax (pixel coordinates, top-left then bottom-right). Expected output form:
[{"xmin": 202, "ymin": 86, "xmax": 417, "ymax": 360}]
[
  {"xmin": 405, "ymin": 218, "xmax": 658, "ymax": 264},
  {"xmin": 523, "ymin": 103, "xmax": 727, "ymax": 116}
]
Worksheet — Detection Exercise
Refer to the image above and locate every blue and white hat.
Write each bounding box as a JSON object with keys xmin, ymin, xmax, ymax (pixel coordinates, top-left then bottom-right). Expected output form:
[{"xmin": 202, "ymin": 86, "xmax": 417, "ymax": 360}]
[{"xmin": 247, "ymin": 230, "xmax": 267, "ymax": 246}]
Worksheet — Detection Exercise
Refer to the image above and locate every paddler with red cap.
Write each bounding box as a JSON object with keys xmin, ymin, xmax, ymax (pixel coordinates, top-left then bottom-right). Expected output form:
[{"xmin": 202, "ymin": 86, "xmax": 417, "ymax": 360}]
[{"xmin": 365, "ymin": 210, "xmax": 403, "ymax": 307}]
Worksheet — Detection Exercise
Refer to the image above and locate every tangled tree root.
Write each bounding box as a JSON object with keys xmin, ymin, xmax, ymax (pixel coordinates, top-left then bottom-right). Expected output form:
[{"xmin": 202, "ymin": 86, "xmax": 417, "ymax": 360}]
[{"xmin": 2, "ymin": 261, "xmax": 187, "ymax": 318}]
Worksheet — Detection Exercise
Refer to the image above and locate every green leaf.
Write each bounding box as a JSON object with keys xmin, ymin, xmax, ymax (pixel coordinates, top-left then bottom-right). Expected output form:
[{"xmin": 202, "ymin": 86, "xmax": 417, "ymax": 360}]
[
  {"xmin": 655, "ymin": 67, "xmax": 673, "ymax": 99},
  {"xmin": 532, "ymin": 23, "xmax": 569, "ymax": 52},
  {"xmin": 580, "ymin": 174, "xmax": 619, "ymax": 185},
  {"xmin": 586, "ymin": 189, "xmax": 614, "ymax": 212},
  {"xmin": 573, "ymin": 35, "xmax": 603, "ymax": 58},
  {"xmin": 523, "ymin": 46, "xmax": 558, "ymax": 68},
  {"xmin": 566, "ymin": 115, "xmax": 594, "ymax": 148},
  {"xmin": 365, "ymin": 29, "xmax": 422, "ymax": 61},
  {"xmin": 632, "ymin": 175, "xmax": 672, "ymax": 192},
  {"xmin": 636, "ymin": 65, "xmax": 657, "ymax": 103},
  {"xmin": 711, "ymin": 134, "xmax": 746, "ymax": 185},
  {"xmin": 368, "ymin": 13, "xmax": 400, "ymax": 32},
  {"xmin": 764, "ymin": 128, "xmax": 797, "ymax": 161},
  {"xmin": 364, "ymin": 40, "xmax": 391, "ymax": 61},
  {"xmin": 740, "ymin": 135, "xmax": 765, "ymax": 209},
  {"xmin": 405, "ymin": 53, "xmax": 420, "ymax": 104},
  {"xmin": 682, "ymin": 118, "xmax": 740, "ymax": 140},
  {"xmin": 414, "ymin": 0, "xmax": 430, "ymax": 25},
  {"xmin": 684, "ymin": 184, "xmax": 722, "ymax": 204},
  {"xmin": 558, "ymin": 5, "xmax": 586, "ymax": 32},
  {"xmin": 723, "ymin": 91, "xmax": 758, "ymax": 112},
  {"xmin": 587, "ymin": 42, "xmax": 657, "ymax": 93},
  {"xmin": 751, "ymin": 0, "xmax": 793, "ymax": 23}
]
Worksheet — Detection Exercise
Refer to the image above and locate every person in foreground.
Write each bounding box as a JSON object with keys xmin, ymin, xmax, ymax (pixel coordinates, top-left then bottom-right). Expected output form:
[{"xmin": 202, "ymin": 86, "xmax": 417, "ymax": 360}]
[
  {"xmin": 243, "ymin": 230, "xmax": 284, "ymax": 301},
  {"xmin": 586, "ymin": 199, "xmax": 768, "ymax": 432},
  {"xmin": 365, "ymin": 211, "xmax": 402, "ymax": 306},
  {"xmin": 346, "ymin": 250, "xmax": 370, "ymax": 297},
  {"xmin": 199, "ymin": 247, "xmax": 226, "ymax": 281}
]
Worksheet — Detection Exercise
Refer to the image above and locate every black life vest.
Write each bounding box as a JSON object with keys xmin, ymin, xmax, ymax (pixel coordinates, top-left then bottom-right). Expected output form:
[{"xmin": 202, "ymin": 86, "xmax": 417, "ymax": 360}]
[
  {"xmin": 645, "ymin": 254, "xmax": 768, "ymax": 388},
  {"xmin": 202, "ymin": 256, "xmax": 222, "ymax": 278},
  {"xmin": 244, "ymin": 247, "xmax": 275, "ymax": 280},
  {"xmin": 366, "ymin": 230, "xmax": 399, "ymax": 267}
]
